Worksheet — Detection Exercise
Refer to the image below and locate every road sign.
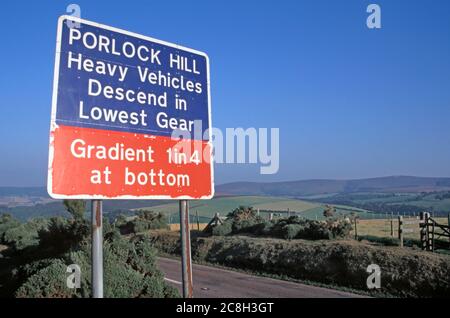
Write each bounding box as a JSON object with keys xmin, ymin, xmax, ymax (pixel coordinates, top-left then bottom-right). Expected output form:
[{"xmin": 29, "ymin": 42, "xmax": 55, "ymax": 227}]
[{"xmin": 48, "ymin": 16, "xmax": 214, "ymax": 199}]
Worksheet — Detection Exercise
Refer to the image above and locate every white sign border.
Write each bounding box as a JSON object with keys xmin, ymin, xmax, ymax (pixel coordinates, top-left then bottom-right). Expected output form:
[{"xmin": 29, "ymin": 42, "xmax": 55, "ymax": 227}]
[{"xmin": 47, "ymin": 15, "xmax": 214, "ymax": 200}]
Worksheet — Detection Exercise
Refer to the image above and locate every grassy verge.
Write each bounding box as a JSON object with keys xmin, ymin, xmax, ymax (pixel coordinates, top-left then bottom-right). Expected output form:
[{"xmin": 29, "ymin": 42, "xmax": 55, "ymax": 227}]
[
  {"xmin": 146, "ymin": 230, "xmax": 450, "ymax": 298},
  {"xmin": 157, "ymin": 251, "xmax": 377, "ymax": 297}
]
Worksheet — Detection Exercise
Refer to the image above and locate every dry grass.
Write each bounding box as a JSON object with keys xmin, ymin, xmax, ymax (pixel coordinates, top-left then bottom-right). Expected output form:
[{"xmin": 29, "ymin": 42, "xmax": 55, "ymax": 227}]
[
  {"xmin": 352, "ymin": 217, "xmax": 449, "ymax": 240},
  {"xmin": 169, "ymin": 223, "xmax": 208, "ymax": 232}
]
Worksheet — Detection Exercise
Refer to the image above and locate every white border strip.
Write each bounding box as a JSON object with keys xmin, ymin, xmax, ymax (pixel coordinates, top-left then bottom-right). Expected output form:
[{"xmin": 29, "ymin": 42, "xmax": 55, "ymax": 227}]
[{"xmin": 47, "ymin": 15, "xmax": 214, "ymax": 200}]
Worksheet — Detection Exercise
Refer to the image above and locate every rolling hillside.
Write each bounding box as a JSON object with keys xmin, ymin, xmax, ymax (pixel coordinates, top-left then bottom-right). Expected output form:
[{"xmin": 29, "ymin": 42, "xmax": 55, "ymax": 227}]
[
  {"xmin": 135, "ymin": 195, "xmax": 376, "ymax": 223},
  {"xmin": 2, "ymin": 175, "xmax": 450, "ymax": 221},
  {"xmin": 216, "ymin": 176, "xmax": 450, "ymax": 196}
]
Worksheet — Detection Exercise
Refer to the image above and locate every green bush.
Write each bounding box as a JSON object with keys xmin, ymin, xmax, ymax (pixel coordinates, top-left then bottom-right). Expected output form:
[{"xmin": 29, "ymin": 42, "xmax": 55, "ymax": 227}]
[
  {"xmin": 15, "ymin": 258, "xmax": 77, "ymax": 298},
  {"xmin": 63, "ymin": 200, "xmax": 86, "ymax": 220},
  {"xmin": 15, "ymin": 229, "xmax": 179, "ymax": 298},
  {"xmin": 209, "ymin": 206, "xmax": 266, "ymax": 236},
  {"xmin": 3, "ymin": 218, "xmax": 49, "ymax": 250},
  {"xmin": 0, "ymin": 214, "xmax": 20, "ymax": 242},
  {"xmin": 270, "ymin": 216, "xmax": 352, "ymax": 240},
  {"xmin": 208, "ymin": 208, "xmax": 352, "ymax": 240},
  {"xmin": 281, "ymin": 224, "xmax": 303, "ymax": 240},
  {"xmin": 120, "ymin": 211, "xmax": 169, "ymax": 234},
  {"xmin": 253, "ymin": 220, "xmax": 274, "ymax": 236},
  {"xmin": 211, "ymin": 219, "xmax": 233, "ymax": 236},
  {"xmin": 38, "ymin": 217, "xmax": 89, "ymax": 254}
]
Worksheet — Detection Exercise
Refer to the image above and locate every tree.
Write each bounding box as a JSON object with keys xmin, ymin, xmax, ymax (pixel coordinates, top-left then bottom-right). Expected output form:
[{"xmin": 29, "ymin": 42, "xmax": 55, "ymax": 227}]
[
  {"xmin": 63, "ymin": 200, "xmax": 86, "ymax": 220},
  {"xmin": 323, "ymin": 205, "xmax": 335, "ymax": 218}
]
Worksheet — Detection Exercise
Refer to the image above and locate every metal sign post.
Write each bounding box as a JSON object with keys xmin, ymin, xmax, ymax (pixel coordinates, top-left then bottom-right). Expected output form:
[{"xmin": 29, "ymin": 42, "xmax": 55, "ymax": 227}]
[
  {"xmin": 91, "ymin": 199, "xmax": 103, "ymax": 298},
  {"xmin": 179, "ymin": 200, "xmax": 193, "ymax": 298},
  {"xmin": 48, "ymin": 16, "xmax": 214, "ymax": 299}
]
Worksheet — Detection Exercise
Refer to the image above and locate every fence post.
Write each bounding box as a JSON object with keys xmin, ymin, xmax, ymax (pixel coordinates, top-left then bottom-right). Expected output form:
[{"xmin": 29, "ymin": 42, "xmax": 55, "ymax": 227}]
[
  {"xmin": 420, "ymin": 212, "xmax": 426, "ymax": 250},
  {"xmin": 269, "ymin": 213, "xmax": 273, "ymax": 221},
  {"xmin": 391, "ymin": 219, "xmax": 394, "ymax": 237},
  {"xmin": 214, "ymin": 212, "xmax": 221, "ymax": 226},
  {"xmin": 425, "ymin": 212, "xmax": 432, "ymax": 251},
  {"xmin": 196, "ymin": 210, "xmax": 200, "ymax": 231},
  {"xmin": 431, "ymin": 220, "xmax": 435, "ymax": 252},
  {"xmin": 448, "ymin": 213, "xmax": 450, "ymax": 246},
  {"xmin": 354, "ymin": 217, "xmax": 358, "ymax": 240},
  {"xmin": 398, "ymin": 216, "xmax": 404, "ymax": 247}
]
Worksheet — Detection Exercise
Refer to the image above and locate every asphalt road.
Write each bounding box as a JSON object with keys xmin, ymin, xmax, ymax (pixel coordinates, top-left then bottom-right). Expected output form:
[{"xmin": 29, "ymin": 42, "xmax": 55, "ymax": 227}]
[{"xmin": 158, "ymin": 257, "xmax": 363, "ymax": 298}]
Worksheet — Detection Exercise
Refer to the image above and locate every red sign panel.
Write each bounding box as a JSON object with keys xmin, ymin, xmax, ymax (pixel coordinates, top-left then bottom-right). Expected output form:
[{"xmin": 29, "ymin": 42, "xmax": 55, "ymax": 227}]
[{"xmin": 48, "ymin": 16, "xmax": 214, "ymax": 199}]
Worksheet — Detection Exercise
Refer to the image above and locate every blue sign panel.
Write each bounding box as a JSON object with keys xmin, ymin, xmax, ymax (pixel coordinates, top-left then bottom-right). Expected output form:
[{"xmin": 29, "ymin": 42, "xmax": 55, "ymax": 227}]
[
  {"xmin": 55, "ymin": 16, "xmax": 210, "ymax": 140},
  {"xmin": 48, "ymin": 16, "xmax": 214, "ymax": 200}
]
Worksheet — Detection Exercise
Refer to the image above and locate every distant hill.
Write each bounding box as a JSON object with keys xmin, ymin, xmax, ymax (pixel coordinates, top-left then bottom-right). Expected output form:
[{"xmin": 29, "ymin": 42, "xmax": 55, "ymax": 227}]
[
  {"xmin": 216, "ymin": 176, "xmax": 450, "ymax": 197},
  {"xmin": 2, "ymin": 176, "xmax": 450, "ymax": 220},
  {"xmin": 3, "ymin": 176, "xmax": 450, "ymax": 199},
  {"xmin": 0, "ymin": 187, "xmax": 48, "ymax": 197}
]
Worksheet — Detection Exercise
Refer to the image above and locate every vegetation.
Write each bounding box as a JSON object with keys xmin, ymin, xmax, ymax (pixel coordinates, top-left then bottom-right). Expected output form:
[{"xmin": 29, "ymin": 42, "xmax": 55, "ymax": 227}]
[
  {"xmin": 3, "ymin": 218, "xmax": 49, "ymax": 251},
  {"xmin": 0, "ymin": 214, "xmax": 20, "ymax": 241},
  {"xmin": 63, "ymin": 200, "xmax": 86, "ymax": 220},
  {"xmin": 118, "ymin": 210, "xmax": 169, "ymax": 234},
  {"xmin": 206, "ymin": 206, "xmax": 352, "ymax": 240},
  {"xmin": 0, "ymin": 206, "xmax": 178, "ymax": 298},
  {"xmin": 323, "ymin": 205, "xmax": 336, "ymax": 218},
  {"xmin": 148, "ymin": 231, "xmax": 450, "ymax": 298},
  {"xmin": 314, "ymin": 191, "xmax": 450, "ymax": 217}
]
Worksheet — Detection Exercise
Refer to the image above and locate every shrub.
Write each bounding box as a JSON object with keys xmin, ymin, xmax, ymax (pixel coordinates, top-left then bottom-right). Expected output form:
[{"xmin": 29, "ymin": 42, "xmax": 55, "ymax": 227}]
[
  {"xmin": 0, "ymin": 214, "xmax": 20, "ymax": 242},
  {"xmin": 210, "ymin": 206, "xmax": 266, "ymax": 236},
  {"xmin": 120, "ymin": 211, "xmax": 169, "ymax": 234},
  {"xmin": 63, "ymin": 200, "xmax": 86, "ymax": 220},
  {"xmin": 3, "ymin": 218, "xmax": 49, "ymax": 250},
  {"xmin": 253, "ymin": 220, "xmax": 274, "ymax": 236},
  {"xmin": 15, "ymin": 258, "xmax": 76, "ymax": 298},
  {"xmin": 270, "ymin": 216, "xmax": 352, "ymax": 240},
  {"xmin": 282, "ymin": 224, "xmax": 302, "ymax": 240},
  {"xmin": 211, "ymin": 219, "xmax": 233, "ymax": 236},
  {"xmin": 38, "ymin": 217, "xmax": 89, "ymax": 254},
  {"xmin": 324, "ymin": 218, "xmax": 352, "ymax": 239},
  {"xmin": 208, "ymin": 208, "xmax": 352, "ymax": 240},
  {"xmin": 323, "ymin": 205, "xmax": 336, "ymax": 218},
  {"xmin": 15, "ymin": 229, "xmax": 179, "ymax": 298}
]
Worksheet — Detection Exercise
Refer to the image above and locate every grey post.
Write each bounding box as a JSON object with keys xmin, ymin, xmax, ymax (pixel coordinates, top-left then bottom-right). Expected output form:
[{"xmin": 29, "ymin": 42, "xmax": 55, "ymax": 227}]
[
  {"xmin": 196, "ymin": 210, "xmax": 200, "ymax": 231},
  {"xmin": 425, "ymin": 212, "xmax": 431, "ymax": 251},
  {"xmin": 91, "ymin": 200, "xmax": 103, "ymax": 298},
  {"xmin": 179, "ymin": 200, "xmax": 193, "ymax": 298},
  {"xmin": 398, "ymin": 215, "xmax": 403, "ymax": 248},
  {"xmin": 390, "ymin": 217, "xmax": 394, "ymax": 237}
]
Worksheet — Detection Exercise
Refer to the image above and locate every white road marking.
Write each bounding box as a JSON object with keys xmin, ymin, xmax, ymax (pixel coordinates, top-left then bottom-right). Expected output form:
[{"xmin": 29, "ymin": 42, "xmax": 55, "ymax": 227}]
[{"xmin": 164, "ymin": 277, "xmax": 182, "ymax": 285}]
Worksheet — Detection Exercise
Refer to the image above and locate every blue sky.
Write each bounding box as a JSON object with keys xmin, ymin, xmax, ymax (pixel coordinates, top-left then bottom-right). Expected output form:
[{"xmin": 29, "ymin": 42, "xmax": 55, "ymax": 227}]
[{"xmin": 1, "ymin": 0, "xmax": 450, "ymax": 186}]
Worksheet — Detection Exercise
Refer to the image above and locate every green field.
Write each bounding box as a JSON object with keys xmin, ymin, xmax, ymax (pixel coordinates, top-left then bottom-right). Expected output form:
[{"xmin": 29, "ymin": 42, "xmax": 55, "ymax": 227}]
[{"xmin": 135, "ymin": 195, "xmax": 377, "ymax": 223}]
